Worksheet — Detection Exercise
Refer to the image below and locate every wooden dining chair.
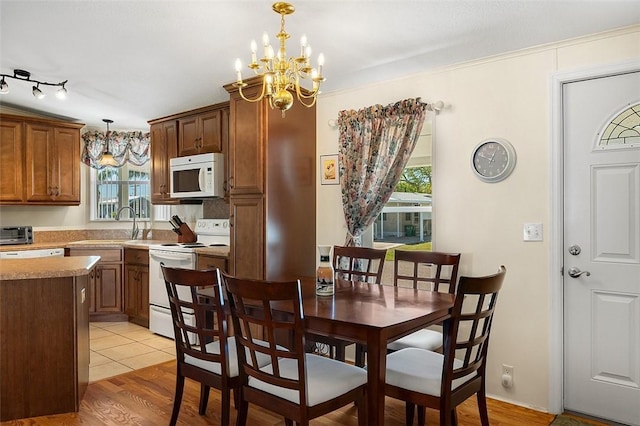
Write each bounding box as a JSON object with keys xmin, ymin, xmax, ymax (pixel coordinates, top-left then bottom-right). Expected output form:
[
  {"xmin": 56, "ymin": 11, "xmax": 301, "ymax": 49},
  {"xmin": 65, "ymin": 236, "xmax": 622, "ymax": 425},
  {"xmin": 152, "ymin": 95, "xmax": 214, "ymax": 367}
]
[
  {"xmin": 161, "ymin": 266, "xmax": 272, "ymax": 426},
  {"xmin": 386, "ymin": 250, "xmax": 461, "ymax": 353},
  {"xmin": 310, "ymin": 245, "xmax": 387, "ymax": 366},
  {"xmin": 221, "ymin": 272, "xmax": 368, "ymax": 426},
  {"xmin": 333, "ymin": 245, "xmax": 387, "ymax": 284},
  {"xmin": 384, "ymin": 266, "xmax": 506, "ymax": 426}
]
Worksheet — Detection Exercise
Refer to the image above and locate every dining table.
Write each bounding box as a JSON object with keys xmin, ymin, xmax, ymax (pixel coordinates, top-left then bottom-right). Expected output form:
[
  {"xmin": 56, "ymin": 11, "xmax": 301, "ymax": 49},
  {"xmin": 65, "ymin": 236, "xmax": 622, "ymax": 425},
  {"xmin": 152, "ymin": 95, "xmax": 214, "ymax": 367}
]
[{"xmin": 200, "ymin": 277, "xmax": 454, "ymax": 426}]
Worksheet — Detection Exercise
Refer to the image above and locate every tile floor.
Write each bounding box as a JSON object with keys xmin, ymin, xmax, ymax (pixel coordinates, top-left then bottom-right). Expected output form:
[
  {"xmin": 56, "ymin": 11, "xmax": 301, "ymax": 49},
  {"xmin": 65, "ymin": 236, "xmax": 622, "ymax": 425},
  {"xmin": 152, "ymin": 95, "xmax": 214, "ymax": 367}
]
[{"xmin": 89, "ymin": 321, "xmax": 176, "ymax": 383}]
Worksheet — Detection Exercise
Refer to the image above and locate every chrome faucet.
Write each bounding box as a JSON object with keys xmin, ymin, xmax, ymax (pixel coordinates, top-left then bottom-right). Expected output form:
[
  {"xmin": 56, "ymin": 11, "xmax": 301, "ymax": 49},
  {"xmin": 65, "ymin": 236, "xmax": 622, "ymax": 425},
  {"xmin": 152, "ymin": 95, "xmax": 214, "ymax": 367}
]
[{"xmin": 116, "ymin": 206, "xmax": 139, "ymax": 240}]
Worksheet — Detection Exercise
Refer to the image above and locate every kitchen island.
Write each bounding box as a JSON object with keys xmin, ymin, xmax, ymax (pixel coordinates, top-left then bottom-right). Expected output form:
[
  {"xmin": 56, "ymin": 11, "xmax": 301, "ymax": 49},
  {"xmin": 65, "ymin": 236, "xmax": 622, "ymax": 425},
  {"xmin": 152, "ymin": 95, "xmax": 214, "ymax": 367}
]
[{"xmin": 0, "ymin": 256, "xmax": 99, "ymax": 421}]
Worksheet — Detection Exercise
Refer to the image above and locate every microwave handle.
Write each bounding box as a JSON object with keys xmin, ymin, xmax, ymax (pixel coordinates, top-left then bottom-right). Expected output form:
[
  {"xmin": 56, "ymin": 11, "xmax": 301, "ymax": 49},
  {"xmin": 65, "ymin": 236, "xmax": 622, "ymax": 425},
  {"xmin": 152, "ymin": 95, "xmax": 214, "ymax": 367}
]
[{"xmin": 198, "ymin": 167, "xmax": 205, "ymax": 191}]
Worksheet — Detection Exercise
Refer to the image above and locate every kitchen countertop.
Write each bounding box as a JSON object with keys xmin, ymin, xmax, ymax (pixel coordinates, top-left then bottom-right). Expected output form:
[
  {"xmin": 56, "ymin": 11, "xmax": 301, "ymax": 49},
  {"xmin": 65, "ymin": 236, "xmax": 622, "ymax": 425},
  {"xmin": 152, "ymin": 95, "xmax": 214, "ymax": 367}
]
[
  {"xmin": 66, "ymin": 239, "xmax": 171, "ymax": 249},
  {"xmin": 0, "ymin": 240, "xmax": 230, "ymax": 257},
  {"xmin": 0, "ymin": 256, "xmax": 100, "ymax": 280}
]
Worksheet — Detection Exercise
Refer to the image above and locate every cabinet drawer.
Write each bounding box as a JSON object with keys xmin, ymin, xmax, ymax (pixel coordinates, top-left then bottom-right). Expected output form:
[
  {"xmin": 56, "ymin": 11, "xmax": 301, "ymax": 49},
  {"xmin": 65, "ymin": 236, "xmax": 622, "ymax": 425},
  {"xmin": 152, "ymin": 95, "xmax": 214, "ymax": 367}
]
[
  {"xmin": 69, "ymin": 248, "xmax": 122, "ymax": 262},
  {"xmin": 197, "ymin": 254, "xmax": 227, "ymax": 272},
  {"xmin": 124, "ymin": 248, "xmax": 149, "ymax": 265}
]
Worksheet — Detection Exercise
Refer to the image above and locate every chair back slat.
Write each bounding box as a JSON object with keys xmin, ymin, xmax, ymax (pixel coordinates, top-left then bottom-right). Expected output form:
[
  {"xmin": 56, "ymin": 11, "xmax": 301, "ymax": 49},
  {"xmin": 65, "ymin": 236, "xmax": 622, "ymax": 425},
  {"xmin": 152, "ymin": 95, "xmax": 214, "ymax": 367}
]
[
  {"xmin": 394, "ymin": 250, "xmax": 461, "ymax": 293},
  {"xmin": 333, "ymin": 245, "xmax": 387, "ymax": 284},
  {"xmin": 161, "ymin": 266, "xmax": 230, "ymax": 369},
  {"xmin": 442, "ymin": 266, "xmax": 505, "ymax": 395},
  {"xmin": 222, "ymin": 273, "xmax": 309, "ymax": 397}
]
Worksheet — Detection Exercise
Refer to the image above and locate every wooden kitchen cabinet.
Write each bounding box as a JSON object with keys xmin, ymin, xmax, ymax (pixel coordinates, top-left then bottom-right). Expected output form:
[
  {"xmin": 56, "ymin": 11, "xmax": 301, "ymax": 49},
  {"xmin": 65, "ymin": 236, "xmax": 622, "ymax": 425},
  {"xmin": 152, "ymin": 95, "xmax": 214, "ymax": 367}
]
[
  {"xmin": 0, "ymin": 118, "xmax": 24, "ymax": 203},
  {"xmin": 69, "ymin": 248, "xmax": 126, "ymax": 322},
  {"xmin": 148, "ymin": 102, "xmax": 229, "ymax": 203},
  {"xmin": 224, "ymin": 78, "xmax": 316, "ymax": 281},
  {"xmin": 0, "ymin": 114, "xmax": 83, "ymax": 205},
  {"xmin": 149, "ymin": 120, "xmax": 178, "ymax": 204},
  {"xmin": 229, "ymin": 195, "xmax": 265, "ymax": 279},
  {"xmin": 178, "ymin": 107, "xmax": 226, "ymax": 156},
  {"xmin": 196, "ymin": 253, "xmax": 228, "ymax": 272},
  {"xmin": 124, "ymin": 248, "xmax": 149, "ymax": 327},
  {"xmin": 1, "ymin": 262, "xmax": 94, "ymax": 421}
]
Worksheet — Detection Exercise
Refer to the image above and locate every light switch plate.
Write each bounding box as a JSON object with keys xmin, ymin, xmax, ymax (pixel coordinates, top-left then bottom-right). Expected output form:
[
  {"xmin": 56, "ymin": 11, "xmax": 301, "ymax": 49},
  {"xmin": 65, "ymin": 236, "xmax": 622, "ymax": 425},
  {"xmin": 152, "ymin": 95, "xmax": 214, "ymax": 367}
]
[{"xmin": 523, "ymin": 223, "xmax": 543, "ymax": 241}]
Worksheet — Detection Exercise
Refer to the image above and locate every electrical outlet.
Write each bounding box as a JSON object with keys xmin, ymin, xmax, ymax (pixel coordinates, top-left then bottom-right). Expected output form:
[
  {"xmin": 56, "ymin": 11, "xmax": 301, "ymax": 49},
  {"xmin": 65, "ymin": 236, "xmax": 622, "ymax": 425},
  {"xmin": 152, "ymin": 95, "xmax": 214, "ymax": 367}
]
[
  {"xmin": 502, "ymin": 364, "xmax": 514, "ymax": 377},
  {"xmin": 501, "ymin": 364, "xmax": 514, "ymax": 388}
]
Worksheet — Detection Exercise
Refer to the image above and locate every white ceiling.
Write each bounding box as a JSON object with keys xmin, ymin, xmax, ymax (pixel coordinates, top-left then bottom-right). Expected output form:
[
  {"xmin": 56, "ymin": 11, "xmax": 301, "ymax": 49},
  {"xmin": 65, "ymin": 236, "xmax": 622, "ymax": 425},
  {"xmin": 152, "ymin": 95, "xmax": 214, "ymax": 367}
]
[{"xmin": 1, "ymin": 1, "xmax": 638, "ymax": 130}]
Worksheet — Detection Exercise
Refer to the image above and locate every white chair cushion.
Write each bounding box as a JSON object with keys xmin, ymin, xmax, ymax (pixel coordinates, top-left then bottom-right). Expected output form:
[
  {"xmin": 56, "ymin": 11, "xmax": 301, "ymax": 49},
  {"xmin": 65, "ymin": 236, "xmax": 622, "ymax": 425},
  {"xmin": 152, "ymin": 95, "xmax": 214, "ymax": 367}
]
[
  {"xmin": 248, "ymin": 353, "xmax": 367, "ymax": 406},
  {"xmin": 184, "ymin": 337, "xmax": 274, "ymax": 377},
  {"xmin": 385, "ymin": 348, "xmax": 477, "ymax": 397},
  {"xmin": 387, "ymin": 329, "xmax": 443, "ymax": 352}
]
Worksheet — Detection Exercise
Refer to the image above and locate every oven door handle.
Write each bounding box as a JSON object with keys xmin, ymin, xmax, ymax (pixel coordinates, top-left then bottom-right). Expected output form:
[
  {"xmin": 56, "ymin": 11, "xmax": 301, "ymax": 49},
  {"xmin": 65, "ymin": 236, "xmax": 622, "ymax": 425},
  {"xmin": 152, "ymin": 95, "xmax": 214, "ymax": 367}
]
[{"xmin": 150, "ymin": 252, "xmax": 194, "ymax": 262}]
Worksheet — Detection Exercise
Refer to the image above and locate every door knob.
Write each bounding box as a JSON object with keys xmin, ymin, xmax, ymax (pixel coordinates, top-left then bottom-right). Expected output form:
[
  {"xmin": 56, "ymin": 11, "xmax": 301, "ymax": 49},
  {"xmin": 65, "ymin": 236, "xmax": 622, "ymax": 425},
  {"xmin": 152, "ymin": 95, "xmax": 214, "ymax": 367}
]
[{"xmin": 567, "ymin": 267, "xmax": 591, "ymax": 278}]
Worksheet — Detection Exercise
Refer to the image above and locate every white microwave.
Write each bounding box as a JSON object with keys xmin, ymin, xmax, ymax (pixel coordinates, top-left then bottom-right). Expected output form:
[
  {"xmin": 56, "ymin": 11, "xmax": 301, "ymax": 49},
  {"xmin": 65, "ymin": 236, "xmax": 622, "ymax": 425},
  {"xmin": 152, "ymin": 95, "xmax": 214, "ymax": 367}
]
[{"xmin": 170, "ymin": 153, "xmax": 224, "ymax": 198}]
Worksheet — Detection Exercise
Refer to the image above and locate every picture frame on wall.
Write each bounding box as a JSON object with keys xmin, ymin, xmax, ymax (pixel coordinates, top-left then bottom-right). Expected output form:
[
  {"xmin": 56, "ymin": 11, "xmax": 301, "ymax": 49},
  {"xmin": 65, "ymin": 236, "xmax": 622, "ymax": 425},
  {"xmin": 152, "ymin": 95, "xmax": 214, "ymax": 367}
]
[{"xmin": 320, "ymin": 154, "xmax": 339, "ymax": 185}]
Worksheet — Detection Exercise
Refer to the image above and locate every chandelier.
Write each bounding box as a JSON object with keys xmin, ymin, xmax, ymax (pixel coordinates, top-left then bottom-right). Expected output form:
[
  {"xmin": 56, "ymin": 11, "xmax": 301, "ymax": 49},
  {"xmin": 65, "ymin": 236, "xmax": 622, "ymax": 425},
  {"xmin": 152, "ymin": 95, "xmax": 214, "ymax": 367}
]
[
  {"xmin": 0, "ymin": 69, "xmax": 68, "ymax": 100},
  {"xmin": 232, "ymin": 2, "xmax": 325, "ymax": 117}
]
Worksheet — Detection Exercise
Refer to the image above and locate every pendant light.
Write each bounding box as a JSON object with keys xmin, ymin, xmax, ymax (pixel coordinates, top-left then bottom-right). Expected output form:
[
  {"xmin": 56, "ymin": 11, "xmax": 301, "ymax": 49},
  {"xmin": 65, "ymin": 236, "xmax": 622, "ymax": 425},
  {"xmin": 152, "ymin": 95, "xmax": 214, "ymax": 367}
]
[{"xmin": 99, "ymin": 119, "xmax": 118, "ymax": 167}]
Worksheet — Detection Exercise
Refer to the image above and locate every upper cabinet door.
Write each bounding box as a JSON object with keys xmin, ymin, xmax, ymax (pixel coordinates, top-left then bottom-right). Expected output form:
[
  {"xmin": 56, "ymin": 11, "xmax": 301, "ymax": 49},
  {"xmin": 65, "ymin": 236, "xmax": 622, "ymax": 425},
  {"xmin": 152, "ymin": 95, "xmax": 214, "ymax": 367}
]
[
  {"xmin": 199, "ymin": 109, "xmax": 223, "ymax": 153},
  {"xmin": 178, "ymin": 115, "xmax": 200, "ymax": 156},
  {"xmin": 25, "ymin": 123, "xmax": 55, "ymax": 202},
  {"xmin": 52, "ymin": 127, "xmax": 81, "ymax": 203},
  {"xmin": 25, "ymin": 123, "xmax": 80, "ymax": 204},
  {"xmin": 0, "ymin": 120, "xmax": 25, "ymax": 203},
  {"xmin": 228, "ymin": 87, "xmax": 265, "ymax": 195},
  {"xmin": 150, "ymin": 120, "xmax": 178, "ymax": 204}
]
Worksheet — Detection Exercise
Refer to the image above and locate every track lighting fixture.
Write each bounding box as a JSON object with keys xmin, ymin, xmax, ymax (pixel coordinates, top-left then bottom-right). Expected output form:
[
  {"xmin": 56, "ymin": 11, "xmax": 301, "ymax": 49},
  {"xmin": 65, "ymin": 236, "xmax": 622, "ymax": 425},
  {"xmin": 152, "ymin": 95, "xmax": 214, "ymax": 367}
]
[{"xmin": 0, "ymin": 69, "xmax": 68, "ymax": 100}]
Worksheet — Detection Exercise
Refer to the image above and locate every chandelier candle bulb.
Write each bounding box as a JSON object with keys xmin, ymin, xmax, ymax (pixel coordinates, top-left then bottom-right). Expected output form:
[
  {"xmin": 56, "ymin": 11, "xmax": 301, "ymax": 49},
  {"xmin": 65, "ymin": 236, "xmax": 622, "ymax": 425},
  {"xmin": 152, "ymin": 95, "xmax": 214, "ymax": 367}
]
[
  {"xmin": 250, "ymin": 40, "xmax": 258, "ymax": 63},
  {"xmin": 300, "ymin": 34, "xmax": 307, "ymax": 56},
  {"xmin": 235, "ymin": 59, "xmax": 243, "ymax": 83},
  {"xmin": 317, "ymin": 53, "xmax": 324, "ymax": 76}
]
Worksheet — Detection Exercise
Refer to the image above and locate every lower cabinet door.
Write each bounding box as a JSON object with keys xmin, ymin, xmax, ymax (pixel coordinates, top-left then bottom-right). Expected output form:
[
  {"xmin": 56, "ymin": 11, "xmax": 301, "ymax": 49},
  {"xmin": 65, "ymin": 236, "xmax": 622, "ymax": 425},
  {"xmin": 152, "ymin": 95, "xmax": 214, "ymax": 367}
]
[{"xmin": 95, "ymin": 263, "xmax": 122, "ymax": 312}]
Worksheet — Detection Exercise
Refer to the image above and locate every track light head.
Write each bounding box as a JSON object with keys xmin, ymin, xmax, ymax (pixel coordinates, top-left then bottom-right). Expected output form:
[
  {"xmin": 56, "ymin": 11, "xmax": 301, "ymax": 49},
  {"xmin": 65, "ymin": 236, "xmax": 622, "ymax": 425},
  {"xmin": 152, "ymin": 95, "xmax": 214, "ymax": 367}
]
[
  {"xmin": 32, "ymin": 84, "xmax": 45, "ymax": 99},
  {"xmin": 56, "ymin": 84, "xmax": 68, "ymax": 100},
  {"xmin": 0, "ymin": 78, "xmax": 8, "ymax": 94}
]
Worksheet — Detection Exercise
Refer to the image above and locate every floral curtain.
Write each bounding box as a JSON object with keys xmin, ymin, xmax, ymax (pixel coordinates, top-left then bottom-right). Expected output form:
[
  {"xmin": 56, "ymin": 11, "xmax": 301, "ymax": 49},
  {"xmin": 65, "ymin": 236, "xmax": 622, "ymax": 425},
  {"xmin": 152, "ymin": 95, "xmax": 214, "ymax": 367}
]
[
  {"xmin": 337, "ymin": 98, "xmax": 428, "ymax": 247},
  {"xmin": 82, "ymin": 130, "xmax": 151, "ymax": 169}
]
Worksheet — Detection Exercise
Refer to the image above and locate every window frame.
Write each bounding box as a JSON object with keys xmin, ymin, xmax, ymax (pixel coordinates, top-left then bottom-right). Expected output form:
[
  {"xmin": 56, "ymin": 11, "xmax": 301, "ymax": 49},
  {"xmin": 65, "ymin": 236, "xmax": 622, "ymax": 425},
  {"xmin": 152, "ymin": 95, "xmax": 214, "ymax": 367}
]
[{"xmin": 89, "ymin": 163, "xmax": 152, "ymax": 222}]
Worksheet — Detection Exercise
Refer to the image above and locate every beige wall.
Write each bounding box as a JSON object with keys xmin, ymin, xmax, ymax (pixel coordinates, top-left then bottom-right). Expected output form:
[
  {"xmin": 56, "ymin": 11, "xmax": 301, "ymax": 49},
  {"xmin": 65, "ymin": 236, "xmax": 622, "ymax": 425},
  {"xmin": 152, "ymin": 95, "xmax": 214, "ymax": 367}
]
[{"xmin": 316, "ymin": 25, "xmax": 640, "ymax": 412}]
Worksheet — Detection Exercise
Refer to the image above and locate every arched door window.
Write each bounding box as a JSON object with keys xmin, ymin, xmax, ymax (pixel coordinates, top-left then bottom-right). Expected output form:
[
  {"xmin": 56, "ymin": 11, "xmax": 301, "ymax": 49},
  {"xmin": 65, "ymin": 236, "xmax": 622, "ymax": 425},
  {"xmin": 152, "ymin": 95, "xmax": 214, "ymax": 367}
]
[{"xmin": 597, "ymin": 102, "xmax": 640, "ymax": 149}]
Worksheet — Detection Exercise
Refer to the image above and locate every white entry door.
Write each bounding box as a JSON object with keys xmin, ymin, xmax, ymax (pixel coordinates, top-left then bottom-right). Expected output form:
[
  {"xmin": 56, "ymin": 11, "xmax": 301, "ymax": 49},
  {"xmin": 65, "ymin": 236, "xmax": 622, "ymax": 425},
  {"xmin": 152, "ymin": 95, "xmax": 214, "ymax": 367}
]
[{"xmin": 563, "ymin": 70, "xmax": 640, "ymax": 425}]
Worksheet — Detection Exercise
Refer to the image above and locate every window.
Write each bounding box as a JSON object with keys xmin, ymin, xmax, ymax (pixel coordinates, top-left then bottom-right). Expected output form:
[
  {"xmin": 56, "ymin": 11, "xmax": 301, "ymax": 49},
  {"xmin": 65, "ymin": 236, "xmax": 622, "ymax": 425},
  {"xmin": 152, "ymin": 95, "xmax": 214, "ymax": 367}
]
[
  {"xmin": 597, "ymin": 102, "xmax": 640, "ymax": 149},
  {"xmin": 90, "ymin": 163, "xmax": 151, "ymax": 221},
  {"xmin": 374, "ymin": 116, "xmax": 433, "ymax": 244}
]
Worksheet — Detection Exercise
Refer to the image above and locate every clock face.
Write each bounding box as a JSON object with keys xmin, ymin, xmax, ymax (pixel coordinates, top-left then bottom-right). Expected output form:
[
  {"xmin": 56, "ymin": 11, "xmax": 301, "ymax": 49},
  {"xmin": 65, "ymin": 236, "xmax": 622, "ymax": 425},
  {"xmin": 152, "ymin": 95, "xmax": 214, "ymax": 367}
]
[{"xmin": 471, "ymin": 138, "xmax": 516, "ymax": 182}]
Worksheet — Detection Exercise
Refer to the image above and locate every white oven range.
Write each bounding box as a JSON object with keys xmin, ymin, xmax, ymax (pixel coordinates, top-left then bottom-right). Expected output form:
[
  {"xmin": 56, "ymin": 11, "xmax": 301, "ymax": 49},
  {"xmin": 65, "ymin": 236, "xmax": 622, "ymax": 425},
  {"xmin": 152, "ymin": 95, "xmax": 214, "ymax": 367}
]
[{"xmin": 148, "ymin": 218, "xmax": 229, "ymax": 339}]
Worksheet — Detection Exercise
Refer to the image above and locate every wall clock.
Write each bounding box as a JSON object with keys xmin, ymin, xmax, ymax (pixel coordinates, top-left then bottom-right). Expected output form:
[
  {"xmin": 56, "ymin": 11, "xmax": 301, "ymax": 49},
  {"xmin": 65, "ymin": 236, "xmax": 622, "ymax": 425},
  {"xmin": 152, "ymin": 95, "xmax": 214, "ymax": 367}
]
[{"xmin": 471, "ymin": 138, "xmax": 517, "ymax": 183}]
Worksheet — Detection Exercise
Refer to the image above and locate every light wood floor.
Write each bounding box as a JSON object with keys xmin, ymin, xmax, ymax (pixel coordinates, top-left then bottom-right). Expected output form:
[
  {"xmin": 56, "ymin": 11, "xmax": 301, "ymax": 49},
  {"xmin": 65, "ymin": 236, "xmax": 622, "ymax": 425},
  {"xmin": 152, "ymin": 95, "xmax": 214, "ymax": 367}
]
[{"xmin": 1, "ymin": 360, "xmax": 606, "ymax": 426}]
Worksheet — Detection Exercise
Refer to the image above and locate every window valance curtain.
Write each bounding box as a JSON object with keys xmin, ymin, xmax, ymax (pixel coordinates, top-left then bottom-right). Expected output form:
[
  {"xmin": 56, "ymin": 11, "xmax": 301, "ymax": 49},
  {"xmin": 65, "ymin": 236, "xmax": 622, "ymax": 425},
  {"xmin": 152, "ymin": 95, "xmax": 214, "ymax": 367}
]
[
  {"xmin": 337, "ymin": 98, "xmax": 428, "ymax": 247},
  {"xmin": 82, "ymin": 130, "xmax": 151, "ymax": 170}
]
